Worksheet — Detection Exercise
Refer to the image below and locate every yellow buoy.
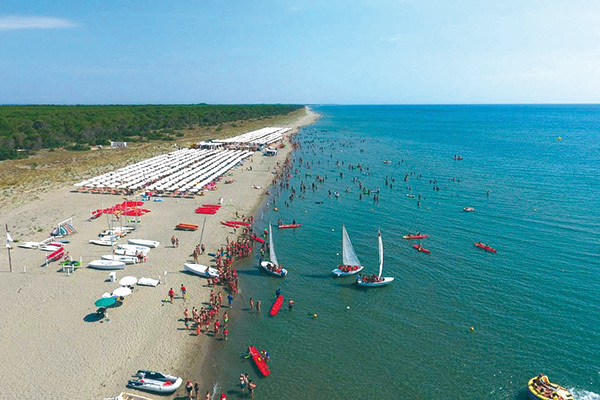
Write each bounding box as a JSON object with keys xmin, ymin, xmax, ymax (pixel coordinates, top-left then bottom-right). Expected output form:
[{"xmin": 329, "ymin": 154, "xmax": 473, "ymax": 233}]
[
  {"xmin": 470, "ymin": 326, "xmax": 475, "ymax": 331},
  {"xmin": 313, "ymin": 314, "xmax": 317, "ymax": 318},
  {"xmin": 558, "ymin": 136, "xmax": 562, "ymax": 141}
]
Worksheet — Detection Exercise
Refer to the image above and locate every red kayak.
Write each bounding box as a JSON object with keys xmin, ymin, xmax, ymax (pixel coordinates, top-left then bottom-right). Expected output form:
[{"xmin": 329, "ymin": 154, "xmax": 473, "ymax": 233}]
[
  {"xmin": 413, "ymin": 244, "xmax": 432, "ymax": 254},
  {"xmin": 203, "ymin": 204, "xmax": 221, "ymax": 208},
  {"xmin": 221, "ymin": 221, "xmax": 237, "ymax": 227},
  {"xmin": 248, "ymin": 345, "xmax": 270, "ymax": 376},
  {"xmin": 269, "ymin": 294, "xmax": 284, "ymax": 317},
  {"xmin": 251, "ymin": 235, "xmax": 265, "ymax": 244},
  {"xmin": 474, "ymin": 242, "xmax": 497, "ymax": 253},
  {"xmin": 278, "ymin": 224, "xmax": 302, "ymax": 229},
  {"xmin": 175, "ymin": 223, "xmax": 198, "ymax": 231},
  {"xmin": 402, "ymin": 234, "xmax": 429, "ymax": 239},
  {"xmin": 226, "ymin": 221, "xmax": 251, "ymax": 226}
]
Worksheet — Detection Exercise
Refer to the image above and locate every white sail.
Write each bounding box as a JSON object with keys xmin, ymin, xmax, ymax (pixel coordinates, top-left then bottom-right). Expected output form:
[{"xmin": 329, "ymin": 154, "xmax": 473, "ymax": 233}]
[
  {"xmin": 269, "ymin": 224, "xmax": 278, "ymax": 266},
  {"xmin": 378, "ymin": 230, "xmax": 383, "ymax": 279},
  {"xmin": 341, "ymin": 224, "xmax": 361, "ymax": 266}
]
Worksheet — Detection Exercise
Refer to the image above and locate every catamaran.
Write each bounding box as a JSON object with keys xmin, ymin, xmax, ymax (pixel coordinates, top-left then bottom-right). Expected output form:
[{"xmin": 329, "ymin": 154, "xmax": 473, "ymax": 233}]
[
  {"xmin": 332, "ymin": 224, "xmax": 364, "ymax": 276},
  {"xmin": 259, "ymin": 224, "xmax": 288, "ymax": 277},
  {"xmin": 356, "ymin": 231, "xmax": 394, "ymax": 287}
]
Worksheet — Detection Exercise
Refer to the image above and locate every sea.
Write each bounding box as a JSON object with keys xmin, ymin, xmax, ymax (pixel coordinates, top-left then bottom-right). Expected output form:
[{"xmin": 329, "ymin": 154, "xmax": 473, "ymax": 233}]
[{"xmin": 212, "ymin": 105, "xmax": 600, "ymax": 399}]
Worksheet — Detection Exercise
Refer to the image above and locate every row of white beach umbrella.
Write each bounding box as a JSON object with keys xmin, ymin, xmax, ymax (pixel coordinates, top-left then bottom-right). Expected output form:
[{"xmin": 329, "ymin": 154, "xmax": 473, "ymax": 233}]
[{"xmin": 215, "ymin": 127, "xmax": 290, "ymax": 145}]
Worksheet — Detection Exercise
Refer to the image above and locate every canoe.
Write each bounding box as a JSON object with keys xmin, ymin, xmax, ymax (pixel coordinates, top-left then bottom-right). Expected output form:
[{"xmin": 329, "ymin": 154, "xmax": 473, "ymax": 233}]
[
  {"xmin": 18, "ymin": 242, "xmax": 41, "ymax": 249},
  {"xmin": 39, "ymin": 243, "xmax": 64, "ymax": 251},
  {"xmin": 128, "ymin": 239, "xmax": 160, "ymax": 248},
  {"xmin": 88, "ymin": 260, "xmax": 126, "ymax": 270},
  {"xmin": 474, "ymin": 243, "xmax": 497, "ymax": 253},
  {"xmin": 202, "ymin": 204, "xmax": 221, "ymax": 208},
  {"xmin": 527, "ymin": 374, "xmax": 573, "ymax": 400},
  {"xmin": 221, "ymin": 222, "xmax": 237, "ymax": 227},
  {"xmin": 269, "ymin": 294, "xmax": 284, "ymax": 316},
  {"xmin": 102, "ymin": 254, "xmax": 138, "ymax": 264},
  {"xmin": 251, "ymin": 235, "xmax": 265, "ymax": 244},
  {"xmin": 412, "ymin": 244, "xmax": 431, "ymax": 254},
  {"xmin": 278, "ymin": 224, "xmax": 302, "ymax": 229},
  {"xmin": 248, "ymin": 345, "xmax": 270, "ymax": 376},
  {"xmin": 175, "ymin": 223, "xmax": 198, "ymax": 231},
  {"xmin": 402, "ymin": 234, "xmax": 429, "ymax": 239},
  {"xmin": 463, "ymin": 207, "xmax": 475, "ymax": 212},
  {"xmin": 183, "ymin": 263, "xmax": 219, "ymax": 278},
  {"xmin": 46, "ymin": 247, "xmax": 64, "ymax": 261},
  {"xmin": 226, "ymin": 221, "xmax": 250, "ymax": 226}
]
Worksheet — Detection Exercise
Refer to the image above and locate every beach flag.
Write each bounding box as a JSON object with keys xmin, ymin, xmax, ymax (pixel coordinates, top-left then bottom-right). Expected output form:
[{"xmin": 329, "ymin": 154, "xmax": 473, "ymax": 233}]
[{"xmin": 6, "ymin": 232, "xmax": 13, "ymax": 248}]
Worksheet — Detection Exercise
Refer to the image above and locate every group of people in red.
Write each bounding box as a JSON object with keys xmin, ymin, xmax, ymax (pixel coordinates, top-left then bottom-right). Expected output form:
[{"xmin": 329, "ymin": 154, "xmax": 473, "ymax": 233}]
[
  {"xmin": 360, "ymin": 273, "xmax": 384, "ymax": 283},
  {"xmin": 338, "ymin": 264, "xmax": 360, "ymax": 273}
]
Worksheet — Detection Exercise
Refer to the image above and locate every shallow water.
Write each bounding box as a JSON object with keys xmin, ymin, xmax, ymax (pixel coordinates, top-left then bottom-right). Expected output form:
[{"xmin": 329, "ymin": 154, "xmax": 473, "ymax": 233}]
[{"xmin": 214, "ymin": 105, "xmax": 600, "ymax": 399}]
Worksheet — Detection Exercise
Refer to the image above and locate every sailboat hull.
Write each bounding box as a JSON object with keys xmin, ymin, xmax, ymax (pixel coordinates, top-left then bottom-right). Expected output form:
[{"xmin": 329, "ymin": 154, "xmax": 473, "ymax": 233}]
[
  {"xmin": 356, "ymin": 276, "xmax": 394, "ymax": 287},
  {"xmin": 260, "ymin": 261, "xmax": 288, "ymax": 277},
  {"xmin": 332, "ymin": 265, "xmax": 364, "ymax": 276}
]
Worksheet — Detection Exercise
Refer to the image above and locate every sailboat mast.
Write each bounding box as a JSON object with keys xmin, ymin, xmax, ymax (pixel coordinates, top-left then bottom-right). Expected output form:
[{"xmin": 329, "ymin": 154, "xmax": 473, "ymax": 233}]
[{"xmin": 378, "ymin": 231, "xmax": 383, "ymax": 279}]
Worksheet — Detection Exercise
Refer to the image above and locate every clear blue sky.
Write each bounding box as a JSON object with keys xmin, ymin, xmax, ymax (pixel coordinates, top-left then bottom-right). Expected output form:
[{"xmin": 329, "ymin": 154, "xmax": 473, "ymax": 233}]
[{"xmin": 1, "ymin": 0, "xmax": 599, "ymax": 104}]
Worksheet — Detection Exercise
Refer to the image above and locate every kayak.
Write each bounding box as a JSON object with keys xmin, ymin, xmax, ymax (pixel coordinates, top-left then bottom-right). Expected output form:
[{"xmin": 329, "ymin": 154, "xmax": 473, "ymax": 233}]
[
  {"xmin": 226, "ymin": 221, "xmax": 251, "ymax": 226},
  {"xmin": 412, "ymin": 244, "xmax": 431, "ymax": 254},
  {"xmin": 269, "ymin": 294, "xmax": 284, "ymax": 316},
  {"xmin": 221, "ymin": 222, "xmax": 237, "ymax": 227},
  {"xmin": 175, "ymin": 223, "xmax": 198, "ymax": 231},
  {"xmin": 278, "ymin": 224, "xmax": 302, "ymax": 229},
  {"xmin": 402, "ymin": 234, "xmax": 429, "ymax": 239},
  {"xmin": 463, "ymin": 207, "xmax": 475, "ymax": 212},
  {"xmin": 474, "ymin": 242, "xmax": 497, "ymax": 253},
  {"xmin": 251, "ymin": 235, "xmax": 265, "ymax": 244},
  {"xmin": 248, "ymin": 345, "xmax": 270, "ymax": 376}
]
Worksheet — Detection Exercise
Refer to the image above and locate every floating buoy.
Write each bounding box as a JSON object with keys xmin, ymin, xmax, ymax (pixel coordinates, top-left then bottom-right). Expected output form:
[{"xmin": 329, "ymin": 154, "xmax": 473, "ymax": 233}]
[
  {"xmin": 312, "ymin": 313, "xmax": 317, "ymax": 318},
  {"xmin": 346, "ymin": 306, "xmax": 350, "ymax": 309},
  {"xmin": 558, "ymin": 136, "xmax": 562, "ymax": 141},
  {"xmin": 470, "ymin": 326, "xmax": 475, "ymax": 331}
]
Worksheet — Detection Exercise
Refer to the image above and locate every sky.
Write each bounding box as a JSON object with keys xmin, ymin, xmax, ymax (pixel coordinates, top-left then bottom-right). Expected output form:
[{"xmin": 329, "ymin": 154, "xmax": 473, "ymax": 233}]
[{"xmin": 1, "ymin": 0, "xmax": 599, "ymax": 104}]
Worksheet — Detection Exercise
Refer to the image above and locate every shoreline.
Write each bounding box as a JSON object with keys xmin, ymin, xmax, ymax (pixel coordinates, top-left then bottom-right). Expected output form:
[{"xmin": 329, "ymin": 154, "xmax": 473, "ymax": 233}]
[{"xmin": 0, "ymin": 107, "xmax": 320, "ymax": 399}]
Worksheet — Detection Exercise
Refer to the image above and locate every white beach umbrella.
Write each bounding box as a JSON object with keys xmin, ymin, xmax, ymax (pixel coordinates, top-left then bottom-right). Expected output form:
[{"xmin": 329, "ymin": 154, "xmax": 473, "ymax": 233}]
[
  {"xmin": 112, "ymin": 286, "xmax": 132, "ymax": 297},
  {"xmin": 119, "ymin": 276, "xmax": 138, "ymax": 286}
]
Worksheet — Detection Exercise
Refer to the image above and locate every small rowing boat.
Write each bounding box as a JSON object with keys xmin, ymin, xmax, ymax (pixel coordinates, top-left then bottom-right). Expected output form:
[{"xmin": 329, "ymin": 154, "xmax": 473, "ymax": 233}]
[
  {"xmin": 413, "ymin": 244, "xmax": 431, "ymax": 254},
  {"xmin": 402, "ymin": 234, "xmax": 429, "ymax": 239},
  {"xmin": 527, "ymin": 374, "xmax": 573, "ymax": 400},
  {"xmin": 248, "ymin": 345, "xmax": 270, "ymax": 376},
  {"xmin": 474, "ymin": 242, "xmax": 497, "ymax": 253}
]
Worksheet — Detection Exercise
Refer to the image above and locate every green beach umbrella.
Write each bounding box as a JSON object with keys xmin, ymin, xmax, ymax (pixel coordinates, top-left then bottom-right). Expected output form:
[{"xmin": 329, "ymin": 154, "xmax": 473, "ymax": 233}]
[{"xmin": 95, "ymin": 296, "xmax": 117, "ymax": 308}]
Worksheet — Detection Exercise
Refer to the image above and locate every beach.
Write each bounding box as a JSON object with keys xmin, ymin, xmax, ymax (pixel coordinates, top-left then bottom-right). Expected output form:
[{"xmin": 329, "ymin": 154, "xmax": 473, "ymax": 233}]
[{"xmin": 0, "ymin": 107, "xmax": 319, "ymax": 399}]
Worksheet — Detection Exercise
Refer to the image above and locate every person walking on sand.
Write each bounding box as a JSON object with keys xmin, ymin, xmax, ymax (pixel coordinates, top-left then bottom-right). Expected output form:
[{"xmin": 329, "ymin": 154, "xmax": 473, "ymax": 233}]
[
  {"xmin": 181, "ymin": 284, "xmax": 187, "ymax": 301},
  {"xmin": 185, "ymin": 380, "xmax": 193, "ymax": 400},
  {"xmin": 223, "ymin": 325, "xmax": 228, "ymax": 340},
  {"xmin": 205, "ymin": 391, "xmax": 211, "ymax": 400},
  {"xmin": 168, "ymin": 287, "xmax": 175, "ymax": 303},
  {"xmin": 256, "ymin": 300, "xmax": 261, "ymax": 312},
  {"xmin": 228, "ymin": 293, "xmax": 233, "ymax": 308},
  {"xmin": 249, "ymin": 297, "xmax": 254, "ymax": 311},
  {"xmin": 194, "ymin": 382, "xmax": 200, "ymax": 399}
]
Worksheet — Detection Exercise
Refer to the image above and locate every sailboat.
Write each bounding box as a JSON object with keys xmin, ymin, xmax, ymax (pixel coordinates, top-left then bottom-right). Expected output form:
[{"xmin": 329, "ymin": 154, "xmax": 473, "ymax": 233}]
[
  {"xmin": 259, "ymin": 224, "xmax": 288, "ymax": 277},
  {"xmin": 356, "ymin": 231, "xmax": 394, "ymax": 287},
  {"xmin": 332, "ymin": 224, "xmax": 364, "ymax": 276}
]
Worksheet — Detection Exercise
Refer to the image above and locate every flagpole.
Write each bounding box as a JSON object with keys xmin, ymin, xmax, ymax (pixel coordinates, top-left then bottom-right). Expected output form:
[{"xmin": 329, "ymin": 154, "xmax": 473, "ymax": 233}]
[{"xmin": 5, "ymin": 224, "xmax": 12, "ymax": 272}]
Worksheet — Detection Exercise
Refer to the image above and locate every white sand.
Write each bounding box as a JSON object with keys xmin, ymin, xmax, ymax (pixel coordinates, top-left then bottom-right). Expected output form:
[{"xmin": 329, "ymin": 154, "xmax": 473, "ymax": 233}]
[{"xmin": 0, "ymin": 108, "xmax": 319, "ymax": 399}]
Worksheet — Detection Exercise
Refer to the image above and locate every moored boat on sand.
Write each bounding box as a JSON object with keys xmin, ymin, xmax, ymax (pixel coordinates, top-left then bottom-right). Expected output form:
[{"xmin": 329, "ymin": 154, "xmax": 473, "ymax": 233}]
[
  {"xmin": 117, "ymin": 244, "xmax": 151, "ymax": 255},
  {"xmin": 527, "ymin": 374, "xmax": 573, "ymax": 400},
  {"xmin": 127, "ymin": 370, "xmax": 182, "ymax": 394},
  {"xmin": 88, "ymin": 260, "xmax": 126, "ymax": 270},
  {"xmin": 102, "ymin": 254, "xmax": 138, "ymax": 264},
  {"xmin": 127, "ymin": 239, "xmax": 160, "ymax": 248},
  {"xmin": 184, "ymin": 263, "xmax": 219, "ymax": 278}
]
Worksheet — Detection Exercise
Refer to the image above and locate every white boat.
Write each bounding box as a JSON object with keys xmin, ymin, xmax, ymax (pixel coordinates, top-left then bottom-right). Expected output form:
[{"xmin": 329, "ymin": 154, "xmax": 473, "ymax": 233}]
[
  {"xmin": 18, "ymin": 241, "xmax": 41, "ymax": 249},
  {"xmin": 117, "ymin": 244, "xmax": 151, "ymax": 255},
  {"xmin": 259, "ymin": 224, "xmax": 288, "ymax": 277},
  {"xmin": 104, "ymin": 392, "xmax": 156, "ymax": 400},
  {"xmin": 128, "ymin": 238, "xmax": 160, "ymax": 248},
  {"xmin": 137, "ymin": 277, "xmax": 160, "ymax": 287},
  {"xmin": 356, "ymin": 231, "xmax": 394, "ymax": 287},
  {"xmin": 88, "ymin": 259, "xmax": 126, "ymax": 270},
  {"xmin": 127, "ymin": 370, "xmax": 182, "ymax": 394},
  {"xmin": 332, "ymin": 224, "xmax": 364, "ymax": 276},
  {"xmin": 39, "ymin": 243, "xmax": 63, "ymax": 251},
  {"xmin": 89, "ymin": 239, "xmax": 117, "ymax": 246},
  {"xmin": 102, "ymin": 254, "xmax": 137, "ymax": 264},
  {"xmin": 184, "ymin": 263, "xmax": 219, "ymax": 278}
]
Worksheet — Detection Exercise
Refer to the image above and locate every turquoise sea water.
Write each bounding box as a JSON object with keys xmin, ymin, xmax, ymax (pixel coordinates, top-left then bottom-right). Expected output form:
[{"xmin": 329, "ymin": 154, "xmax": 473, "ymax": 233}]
[{"xmin": 213, "ymin": 105, "xmax": 600, "ymax": 399}]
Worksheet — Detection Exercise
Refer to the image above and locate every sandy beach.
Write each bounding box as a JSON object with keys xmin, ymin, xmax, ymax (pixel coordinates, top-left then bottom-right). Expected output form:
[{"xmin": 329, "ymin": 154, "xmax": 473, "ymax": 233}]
[{"xmin": 0, "ymin": 107, "xmax": 319, "ymax": 399}]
